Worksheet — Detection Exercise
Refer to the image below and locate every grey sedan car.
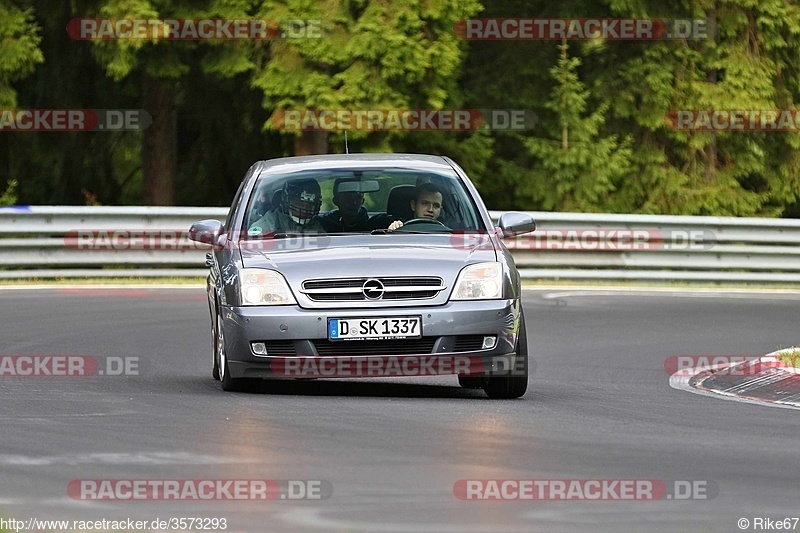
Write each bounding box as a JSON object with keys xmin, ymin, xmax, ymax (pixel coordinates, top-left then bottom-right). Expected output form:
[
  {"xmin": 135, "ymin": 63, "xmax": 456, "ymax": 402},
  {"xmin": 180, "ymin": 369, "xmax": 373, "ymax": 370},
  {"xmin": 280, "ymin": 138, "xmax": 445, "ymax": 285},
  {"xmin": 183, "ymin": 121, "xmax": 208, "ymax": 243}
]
[{"xmin": 189, "ymin": 154, "xmax": 536, "ymax": 398}]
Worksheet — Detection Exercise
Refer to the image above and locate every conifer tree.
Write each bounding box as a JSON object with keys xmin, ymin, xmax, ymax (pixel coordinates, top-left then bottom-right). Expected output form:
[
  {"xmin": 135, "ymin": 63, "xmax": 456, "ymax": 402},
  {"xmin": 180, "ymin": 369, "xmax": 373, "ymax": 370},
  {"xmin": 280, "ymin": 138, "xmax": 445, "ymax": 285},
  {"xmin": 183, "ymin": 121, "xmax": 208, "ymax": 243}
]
[
  {"xmin": 523, "ymin": 41, "xmax": 632, "ymax": 211},
  {"xmin": 0, "ymin": 2, "xmax": 43, "ymax": 107}
]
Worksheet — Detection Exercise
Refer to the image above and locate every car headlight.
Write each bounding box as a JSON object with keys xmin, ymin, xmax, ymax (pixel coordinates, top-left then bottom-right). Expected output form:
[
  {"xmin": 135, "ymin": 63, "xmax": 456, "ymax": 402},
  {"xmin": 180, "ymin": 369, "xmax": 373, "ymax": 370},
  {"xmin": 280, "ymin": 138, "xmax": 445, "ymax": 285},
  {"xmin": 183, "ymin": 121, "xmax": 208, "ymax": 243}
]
[
  {"xmin": 451, "ymin": 262, "xmax": 503, "ymax": 300},
  {"xmin": 239, "ymin": 268, "xmax": 297, "ymax": 306}
]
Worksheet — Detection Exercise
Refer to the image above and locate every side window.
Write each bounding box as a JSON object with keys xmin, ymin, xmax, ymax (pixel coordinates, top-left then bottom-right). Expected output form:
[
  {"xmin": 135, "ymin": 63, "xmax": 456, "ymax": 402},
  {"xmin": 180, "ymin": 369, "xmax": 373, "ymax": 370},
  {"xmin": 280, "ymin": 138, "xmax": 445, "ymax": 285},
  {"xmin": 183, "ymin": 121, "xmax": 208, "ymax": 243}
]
[{"xmin": 246, "ymin": 182, "xmax": 278, "ymax": 228}]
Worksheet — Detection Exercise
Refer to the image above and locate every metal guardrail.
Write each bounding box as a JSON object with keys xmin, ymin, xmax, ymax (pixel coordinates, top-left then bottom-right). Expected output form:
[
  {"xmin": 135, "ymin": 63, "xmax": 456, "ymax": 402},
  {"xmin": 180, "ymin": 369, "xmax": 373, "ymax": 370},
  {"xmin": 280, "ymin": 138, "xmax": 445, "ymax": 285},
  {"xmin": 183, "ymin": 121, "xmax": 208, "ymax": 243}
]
[
  {"xmin": 1, "ymin": 205, "xmax": 799, "ymax": 282},
  {"xmin": 0, "ymin": 206, "xmax": 225, "ymax": 279},
  {"xmin": 485, "ymin": 210, "xmax": 800, "ymax": 282}
]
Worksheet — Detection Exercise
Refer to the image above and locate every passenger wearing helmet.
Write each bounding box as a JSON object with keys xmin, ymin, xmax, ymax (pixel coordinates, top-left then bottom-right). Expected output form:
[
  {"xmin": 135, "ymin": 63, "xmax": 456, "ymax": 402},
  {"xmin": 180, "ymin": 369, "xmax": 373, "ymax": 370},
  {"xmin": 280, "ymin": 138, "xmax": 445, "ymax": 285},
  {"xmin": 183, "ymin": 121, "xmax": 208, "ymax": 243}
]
[{"xmin": 248, "ymin": 178, "xmax": 325, "ymax": 235}]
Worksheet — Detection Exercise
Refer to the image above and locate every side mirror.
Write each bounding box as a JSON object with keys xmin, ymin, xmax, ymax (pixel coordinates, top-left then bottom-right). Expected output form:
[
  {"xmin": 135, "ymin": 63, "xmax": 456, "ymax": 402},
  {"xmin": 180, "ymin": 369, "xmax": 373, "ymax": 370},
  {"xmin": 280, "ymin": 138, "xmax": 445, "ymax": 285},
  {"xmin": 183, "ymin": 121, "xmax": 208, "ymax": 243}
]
[
  {"xmin": 189, "ymin": 219, "xmax": 224, "ymax": 246},
  {"xmin": 497, "ymin": 212, "xmax": 536, "ymax": 238}
]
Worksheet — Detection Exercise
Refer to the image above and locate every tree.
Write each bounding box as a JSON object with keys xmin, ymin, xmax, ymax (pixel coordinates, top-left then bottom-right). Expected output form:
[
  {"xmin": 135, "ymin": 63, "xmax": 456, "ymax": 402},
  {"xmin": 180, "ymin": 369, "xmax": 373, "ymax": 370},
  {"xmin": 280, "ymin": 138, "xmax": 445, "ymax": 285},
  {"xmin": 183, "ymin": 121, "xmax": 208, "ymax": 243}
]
[
  {"xmin": 81, "ymin": 0, "xmax": 182, "ymax": 205},
  {"xmin": 81, "ymin": 0, "xmax": 261, "ymax": 204},
  {"xmin": 0, "ymin": 1, "xmax": 43, "ymax": 108},
  {"xmin": 523, "ymin": 41, "xmax": 632, "ymax": 212},
  {"xmin": 0, "ymin": 179, "xmax": 18, "ymax": 205},
  {"xmin": 2, "ymin": 0, "xmax": 145, "ymax": 205},
  {"xmin": 0, "ymin": 0, "xmax": 43, "ymax": 195},
  {"xmin": 594, "ymin": 0, "xmax": 800, "ymax": 215},
  {"xmin": 5, "ymin": 0, "xmax": 800, "ymax": 217},
  {"xmin": 253, "ymin": 0, "xmax": 482, "ymax": 155},
  {"xmin": 456, "ymin": 0, "xmax": 599, "ymax": 211}
]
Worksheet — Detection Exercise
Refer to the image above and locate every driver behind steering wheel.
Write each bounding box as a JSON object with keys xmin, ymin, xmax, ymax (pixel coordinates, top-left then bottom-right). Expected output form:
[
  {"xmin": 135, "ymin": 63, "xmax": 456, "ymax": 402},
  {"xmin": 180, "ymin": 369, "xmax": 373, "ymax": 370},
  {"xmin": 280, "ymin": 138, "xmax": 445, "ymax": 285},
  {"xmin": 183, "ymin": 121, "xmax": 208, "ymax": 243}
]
[{"xmin": 388, "ymin": 183, "xmax": 446, "ymax": 231}]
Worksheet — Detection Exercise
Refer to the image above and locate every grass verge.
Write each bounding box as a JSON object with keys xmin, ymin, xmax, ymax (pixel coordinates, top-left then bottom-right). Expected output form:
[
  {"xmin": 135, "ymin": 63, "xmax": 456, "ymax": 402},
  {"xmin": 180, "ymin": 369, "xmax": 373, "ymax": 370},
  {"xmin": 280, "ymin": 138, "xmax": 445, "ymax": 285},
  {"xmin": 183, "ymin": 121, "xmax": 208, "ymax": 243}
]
[{"xmin": 776, "ymin": 348, "xmax": 800, "ymax": 368}]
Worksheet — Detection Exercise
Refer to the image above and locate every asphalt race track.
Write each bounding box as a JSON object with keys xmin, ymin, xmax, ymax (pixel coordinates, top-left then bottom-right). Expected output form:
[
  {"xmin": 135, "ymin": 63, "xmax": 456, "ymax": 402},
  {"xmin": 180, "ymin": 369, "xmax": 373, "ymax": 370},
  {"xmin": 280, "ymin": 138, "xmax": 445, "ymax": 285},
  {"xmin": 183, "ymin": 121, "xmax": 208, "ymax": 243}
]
[{"xmin": 1, "ymin": 286, "xmax": 799, "ymax": 533}]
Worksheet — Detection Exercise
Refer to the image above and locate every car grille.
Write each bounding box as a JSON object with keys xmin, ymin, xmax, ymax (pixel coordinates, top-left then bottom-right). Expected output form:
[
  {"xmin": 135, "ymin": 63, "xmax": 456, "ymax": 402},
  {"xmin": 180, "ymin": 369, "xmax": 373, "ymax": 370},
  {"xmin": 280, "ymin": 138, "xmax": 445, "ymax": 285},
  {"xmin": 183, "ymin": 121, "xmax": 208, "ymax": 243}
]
[
  {"xmin": 263, "ymin": 341, "xmax": 296, "ymax": 356},
  {"xmin": 301, "ymin": 277, "xmax": 445, "ymax": 301},
  {"xmin": 452, "ymin": 335, "xmax": 486, "ymax": 352}
]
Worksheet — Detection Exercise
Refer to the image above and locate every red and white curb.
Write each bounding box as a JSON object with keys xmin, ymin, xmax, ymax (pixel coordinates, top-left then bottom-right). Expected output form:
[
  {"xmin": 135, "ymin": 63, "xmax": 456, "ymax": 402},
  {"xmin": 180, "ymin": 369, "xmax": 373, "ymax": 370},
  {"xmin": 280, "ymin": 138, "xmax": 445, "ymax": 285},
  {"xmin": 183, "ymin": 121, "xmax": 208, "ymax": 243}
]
[{"xmin": 669, "ymin": 348, "xmax": 800, "ymax": 410}]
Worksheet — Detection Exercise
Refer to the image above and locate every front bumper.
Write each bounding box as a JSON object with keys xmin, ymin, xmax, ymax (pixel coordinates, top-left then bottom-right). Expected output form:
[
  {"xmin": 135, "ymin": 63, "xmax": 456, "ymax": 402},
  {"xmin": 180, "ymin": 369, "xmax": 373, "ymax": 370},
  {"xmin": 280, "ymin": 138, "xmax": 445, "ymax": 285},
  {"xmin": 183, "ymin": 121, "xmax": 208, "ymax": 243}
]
[{"xmin": 219, "ymin": 299, "xmax": 522, "ymax": 379}]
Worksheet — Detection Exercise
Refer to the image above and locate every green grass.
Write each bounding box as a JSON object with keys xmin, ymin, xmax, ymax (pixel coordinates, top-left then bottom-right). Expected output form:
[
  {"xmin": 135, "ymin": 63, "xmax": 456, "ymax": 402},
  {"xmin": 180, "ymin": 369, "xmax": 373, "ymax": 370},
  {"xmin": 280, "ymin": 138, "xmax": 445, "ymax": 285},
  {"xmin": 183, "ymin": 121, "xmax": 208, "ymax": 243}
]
[{"xmin": 776, "ymin": 348, "xmax": 800, "ymax": 368}]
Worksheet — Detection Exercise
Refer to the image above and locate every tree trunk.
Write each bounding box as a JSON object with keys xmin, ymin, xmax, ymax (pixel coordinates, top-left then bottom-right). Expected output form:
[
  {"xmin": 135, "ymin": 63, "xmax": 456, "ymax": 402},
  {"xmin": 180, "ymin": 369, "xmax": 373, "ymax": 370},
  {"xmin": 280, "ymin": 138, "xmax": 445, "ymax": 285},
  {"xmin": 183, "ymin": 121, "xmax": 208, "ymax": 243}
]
[
  {"xmin": 560, "ymin": 39, "xmax": 569, "ymax": 151},
  {"xmin": 142, "ymin": 72, "xmax": 176, "ymax": 205},
  {"xmin": 294, "ymin": 130, "xmax": 329, "ymax": 155}
]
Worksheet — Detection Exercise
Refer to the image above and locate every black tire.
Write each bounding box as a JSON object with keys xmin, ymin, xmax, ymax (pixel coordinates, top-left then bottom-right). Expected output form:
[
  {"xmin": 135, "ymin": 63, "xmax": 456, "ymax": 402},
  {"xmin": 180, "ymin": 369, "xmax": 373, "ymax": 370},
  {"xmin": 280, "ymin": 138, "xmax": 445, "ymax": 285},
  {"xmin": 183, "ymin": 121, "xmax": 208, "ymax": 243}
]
[
  {"xmin": 211, "ymin": 316, "xmax": 220, "ymax": 380},
  {"xmin": 483, "ymin": 309, "xmax": 529, "ymax": 399},
  {"xmin": 458, "ymin": 375, "xmax": 487, "ymax": 389},
  {"xmin": 216, "ymin": 313, "xmax": 244, "ymax": 392}
]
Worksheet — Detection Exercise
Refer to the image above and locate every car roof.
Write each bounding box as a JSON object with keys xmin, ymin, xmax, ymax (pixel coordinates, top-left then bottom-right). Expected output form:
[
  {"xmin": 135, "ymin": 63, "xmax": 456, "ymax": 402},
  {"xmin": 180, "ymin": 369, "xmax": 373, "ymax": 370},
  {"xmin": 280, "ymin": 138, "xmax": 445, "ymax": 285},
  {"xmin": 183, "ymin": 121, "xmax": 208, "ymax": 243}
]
[{"xmin": 256, "ymin": 153, "xmax": 456, "ymax": 176}]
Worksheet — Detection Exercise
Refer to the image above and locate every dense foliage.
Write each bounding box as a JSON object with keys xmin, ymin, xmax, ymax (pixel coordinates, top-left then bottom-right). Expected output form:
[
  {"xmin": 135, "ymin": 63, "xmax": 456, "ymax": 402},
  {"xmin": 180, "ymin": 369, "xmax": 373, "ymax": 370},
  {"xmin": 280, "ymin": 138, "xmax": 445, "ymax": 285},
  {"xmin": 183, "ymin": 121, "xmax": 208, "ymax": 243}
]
[{"xmin": 1, "ymin": 0, "xmax": 799, "ymax": 216}]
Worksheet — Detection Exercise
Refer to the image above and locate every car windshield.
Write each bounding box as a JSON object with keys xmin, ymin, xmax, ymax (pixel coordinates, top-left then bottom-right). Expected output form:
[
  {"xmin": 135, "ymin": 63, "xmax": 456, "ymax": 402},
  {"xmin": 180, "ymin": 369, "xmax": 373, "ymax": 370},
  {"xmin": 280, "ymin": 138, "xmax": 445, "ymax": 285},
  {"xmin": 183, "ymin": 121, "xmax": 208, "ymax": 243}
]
[{"xmin": 242, "ymin": 167, "xmax": 484, "ymax": 238}]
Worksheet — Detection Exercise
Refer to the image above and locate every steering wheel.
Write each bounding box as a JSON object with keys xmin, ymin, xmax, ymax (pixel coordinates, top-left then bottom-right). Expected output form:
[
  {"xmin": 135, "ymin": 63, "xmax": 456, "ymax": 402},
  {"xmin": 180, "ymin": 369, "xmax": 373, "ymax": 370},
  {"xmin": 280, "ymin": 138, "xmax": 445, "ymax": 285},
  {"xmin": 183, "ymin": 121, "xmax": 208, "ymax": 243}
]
[{"xmin": 402, "ymin": 218, "xmax": 447, "ymax": 227}]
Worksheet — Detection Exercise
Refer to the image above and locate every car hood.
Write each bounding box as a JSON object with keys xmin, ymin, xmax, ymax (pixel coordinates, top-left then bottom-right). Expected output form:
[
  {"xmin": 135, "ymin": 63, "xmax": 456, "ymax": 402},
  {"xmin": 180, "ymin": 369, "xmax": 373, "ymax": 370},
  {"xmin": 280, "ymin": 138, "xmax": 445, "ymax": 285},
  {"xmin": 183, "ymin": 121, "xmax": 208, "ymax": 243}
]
[{"xmin": 238, "ymin": 234, "xmax": 497, "ymax": 308}]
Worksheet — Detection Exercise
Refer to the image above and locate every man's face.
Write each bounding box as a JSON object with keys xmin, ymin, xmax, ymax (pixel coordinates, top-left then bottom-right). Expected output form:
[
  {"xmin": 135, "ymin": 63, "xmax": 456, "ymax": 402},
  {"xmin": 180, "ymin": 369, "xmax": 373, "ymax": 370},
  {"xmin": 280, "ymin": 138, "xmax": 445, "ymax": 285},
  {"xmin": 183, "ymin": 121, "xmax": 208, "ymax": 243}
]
[
  {"xmin": 411, "ymin": 191, "xmax": 443, "ymax": 220},
  {"xmin": 334, "ymin": 190, "xmax": 364, "ymax": 218}
]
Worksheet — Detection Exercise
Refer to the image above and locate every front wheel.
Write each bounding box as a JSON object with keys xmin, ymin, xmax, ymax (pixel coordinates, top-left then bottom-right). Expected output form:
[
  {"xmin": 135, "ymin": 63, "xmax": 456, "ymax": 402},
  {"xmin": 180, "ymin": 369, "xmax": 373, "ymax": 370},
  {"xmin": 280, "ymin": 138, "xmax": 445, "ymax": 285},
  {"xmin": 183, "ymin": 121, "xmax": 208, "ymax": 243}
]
[
  {"xmin": 216, "ymin": 313, "xmax": 244, "ymax": 392},
  {"xmin": 211, "ymin": 317, "xmax": 220, "ymax": 380},
  {"xmin": 483, "ymin": 309, "xmax": 529, "ymax": 399}
]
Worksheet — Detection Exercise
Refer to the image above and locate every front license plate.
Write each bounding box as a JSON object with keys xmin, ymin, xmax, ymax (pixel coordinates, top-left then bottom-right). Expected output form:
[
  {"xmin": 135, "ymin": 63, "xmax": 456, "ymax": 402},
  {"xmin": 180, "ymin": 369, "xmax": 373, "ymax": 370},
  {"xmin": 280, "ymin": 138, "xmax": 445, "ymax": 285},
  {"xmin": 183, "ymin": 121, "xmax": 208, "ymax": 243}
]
[{"xmin": 328, "ymin": 316, "xmax": 422, "ymax": 341}]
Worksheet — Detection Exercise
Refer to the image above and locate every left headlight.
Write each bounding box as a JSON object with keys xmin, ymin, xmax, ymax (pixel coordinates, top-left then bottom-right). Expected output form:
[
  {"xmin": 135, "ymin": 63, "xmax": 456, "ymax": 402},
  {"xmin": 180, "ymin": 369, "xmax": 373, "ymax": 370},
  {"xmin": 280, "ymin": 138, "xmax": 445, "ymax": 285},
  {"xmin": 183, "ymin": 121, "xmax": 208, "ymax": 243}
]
[
  {"xmin": 239, "ymin": 268, "xmax": 297, "ymax": 306},
  {"xmin": 450, "ymin": 262, "xmax": 503, "ymax": 300}
]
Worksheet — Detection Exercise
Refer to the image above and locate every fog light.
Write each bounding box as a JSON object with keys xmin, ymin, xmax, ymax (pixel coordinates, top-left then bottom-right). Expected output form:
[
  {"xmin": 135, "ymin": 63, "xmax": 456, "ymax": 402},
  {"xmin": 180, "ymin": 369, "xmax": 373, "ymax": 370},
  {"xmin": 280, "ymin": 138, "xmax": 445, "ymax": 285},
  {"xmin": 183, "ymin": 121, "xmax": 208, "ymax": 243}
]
[
  {"xmin": 251, "ymin": 342, "xmax": 267, "ymax": 355},
  {"xmin": 482, "ymin": 336, "xmax": 497, "ymax": 349}
]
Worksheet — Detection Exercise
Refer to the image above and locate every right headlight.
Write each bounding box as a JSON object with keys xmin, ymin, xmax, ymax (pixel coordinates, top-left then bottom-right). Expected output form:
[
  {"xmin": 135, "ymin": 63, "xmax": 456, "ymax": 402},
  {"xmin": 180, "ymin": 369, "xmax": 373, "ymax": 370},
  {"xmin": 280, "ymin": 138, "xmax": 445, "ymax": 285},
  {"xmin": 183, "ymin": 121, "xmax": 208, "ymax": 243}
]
[
  {"xmin": 450, "ymin": 262, "xmax": 503, "ymax": 300},
  {"xmin": 239, "ymin": 268, "xmax": 297, "ymax": 306}
]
